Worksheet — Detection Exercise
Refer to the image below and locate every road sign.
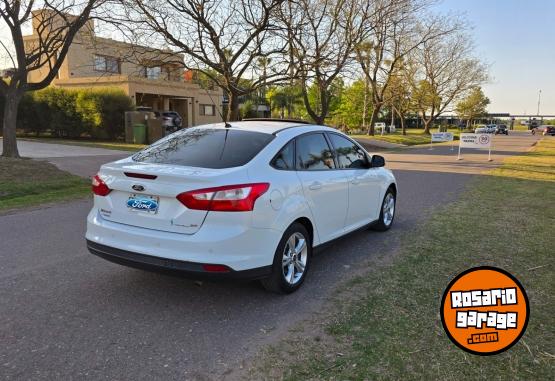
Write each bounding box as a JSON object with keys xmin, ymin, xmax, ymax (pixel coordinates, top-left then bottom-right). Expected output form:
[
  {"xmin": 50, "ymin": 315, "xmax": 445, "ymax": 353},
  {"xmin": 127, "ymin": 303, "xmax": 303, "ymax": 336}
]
[
  {"xmin": 460, "ymin": 133, "xmax": 492, "ymax": 148},
  {"xmin": 429, "ymin": 132, "xmax": 455, "ymax": 150},
  {"xmin": 458, "ymin": 133, "xmax": 493, "ymax": 161},
  {"xmin": 431, "ymin": 132, "xmax": 454, "ymax": 142}
]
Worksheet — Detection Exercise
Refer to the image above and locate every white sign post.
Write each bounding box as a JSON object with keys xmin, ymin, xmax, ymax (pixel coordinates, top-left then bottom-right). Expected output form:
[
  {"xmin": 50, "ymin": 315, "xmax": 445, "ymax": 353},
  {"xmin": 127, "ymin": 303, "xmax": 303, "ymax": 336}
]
[
  {"xmin": 458, "ymin": 133, "xmax": 493, "ymax": 161},
  {"xmin": 375, "ymin": 122, "xmax": 386, "ymax": 135},
  {"xmin": 430, "ymin": 132, "xmax": 455, "ymax": 150}
]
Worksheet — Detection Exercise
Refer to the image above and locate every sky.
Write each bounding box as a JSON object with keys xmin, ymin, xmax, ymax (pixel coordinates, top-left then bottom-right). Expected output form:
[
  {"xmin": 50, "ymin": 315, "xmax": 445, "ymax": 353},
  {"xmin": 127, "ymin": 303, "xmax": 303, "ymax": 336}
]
[
  {"xmin": 434, "ymin": 0, "xmax": 555, "ymax": 115},
  {"xmin": 1, "ymin": 0, "xmax": 554, "ymax": 115}
]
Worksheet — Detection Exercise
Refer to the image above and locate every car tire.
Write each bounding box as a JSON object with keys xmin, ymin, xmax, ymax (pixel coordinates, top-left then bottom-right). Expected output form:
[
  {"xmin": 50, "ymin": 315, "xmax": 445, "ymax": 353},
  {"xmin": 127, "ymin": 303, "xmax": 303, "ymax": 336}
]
[
  {"xmin": 372, "ymin": 188, "xmax": 396, "ymax": 232},
  {"xmin": 261, "ymin": 223, "xmax": 311, "ymax": 294}
]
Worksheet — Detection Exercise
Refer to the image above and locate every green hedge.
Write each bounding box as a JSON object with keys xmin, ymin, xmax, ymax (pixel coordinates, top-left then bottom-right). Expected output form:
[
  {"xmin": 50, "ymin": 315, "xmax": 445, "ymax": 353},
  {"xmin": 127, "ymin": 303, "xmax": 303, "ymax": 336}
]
[{"xmin": 1, "ymin": 87, "xmax": 134, "ymax": 139}]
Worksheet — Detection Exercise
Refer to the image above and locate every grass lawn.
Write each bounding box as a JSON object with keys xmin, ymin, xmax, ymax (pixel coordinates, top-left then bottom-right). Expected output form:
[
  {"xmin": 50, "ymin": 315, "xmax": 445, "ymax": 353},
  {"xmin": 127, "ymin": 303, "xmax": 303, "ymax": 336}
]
[
  {"xmin": 0, "ymin": 158, "xmax": 90, "ymax": 212},
  {"xmin": 20, "ymin": 137, "xmax": 146, "ymax": 152},
  {"xmin": 350, "ymin": 128, "xmax": 463, "ymax": 146},
  {"xmin": 251, "ymin": 138, "xmax": 555, "ymax": 380}
]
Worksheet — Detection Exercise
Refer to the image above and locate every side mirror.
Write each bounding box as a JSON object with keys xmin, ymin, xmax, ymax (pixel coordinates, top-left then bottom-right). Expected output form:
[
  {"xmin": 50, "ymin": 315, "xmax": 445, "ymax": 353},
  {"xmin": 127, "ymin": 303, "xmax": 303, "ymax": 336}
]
[{"xmin": 371, "ymin": 155, "xmax": 385, "ymax": 168}]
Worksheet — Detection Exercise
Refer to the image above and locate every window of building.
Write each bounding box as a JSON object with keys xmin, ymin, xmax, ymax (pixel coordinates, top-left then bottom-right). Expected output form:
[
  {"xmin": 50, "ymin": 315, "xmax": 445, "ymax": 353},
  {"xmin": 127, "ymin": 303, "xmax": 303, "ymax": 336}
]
[
  {"xmin": 94, "ymin": 55, "xmax": 120, "ymax": 73},
  {"xmin": 145, "ymin": 66, "xmax": 162, "ymax": 79},
  {"xmin": 199, "ymin": 104, "xmax": 216, "ymax": 116}
]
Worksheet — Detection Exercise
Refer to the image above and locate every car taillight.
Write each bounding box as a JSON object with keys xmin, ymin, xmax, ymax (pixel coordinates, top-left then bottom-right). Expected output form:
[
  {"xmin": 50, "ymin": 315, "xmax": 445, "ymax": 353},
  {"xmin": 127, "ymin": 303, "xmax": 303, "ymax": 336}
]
[
  {"xmin": 176, "ymin": 183, "xmax": 270, "ymax": 212},
  {"xmin": 92, "ymin": 174, "xmax": 111, "ymax": 196}
]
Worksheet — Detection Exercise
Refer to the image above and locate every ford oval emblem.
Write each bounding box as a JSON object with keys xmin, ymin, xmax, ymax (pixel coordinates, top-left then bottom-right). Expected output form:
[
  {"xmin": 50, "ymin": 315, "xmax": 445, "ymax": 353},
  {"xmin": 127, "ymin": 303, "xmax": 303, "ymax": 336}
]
[
  {"xmin": 127, "ymin": 198, "xmax": 158, "ymax": 211},
  {"xmin": 132, "ymin": 184, "xmax": 145, "ymax": 192}
]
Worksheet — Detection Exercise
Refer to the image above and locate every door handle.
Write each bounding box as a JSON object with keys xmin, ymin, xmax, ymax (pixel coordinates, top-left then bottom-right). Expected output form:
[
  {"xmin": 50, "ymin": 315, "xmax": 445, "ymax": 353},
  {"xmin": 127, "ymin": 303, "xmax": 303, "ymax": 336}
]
[{"xmin": 308, "ymin": 181, "xmax": 323, "ymax": 190}]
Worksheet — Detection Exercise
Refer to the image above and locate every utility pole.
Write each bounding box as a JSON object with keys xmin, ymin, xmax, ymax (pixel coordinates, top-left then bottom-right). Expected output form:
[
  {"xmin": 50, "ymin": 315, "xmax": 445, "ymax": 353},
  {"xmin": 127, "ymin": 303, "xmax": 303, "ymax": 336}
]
[{"xmin": 537, "ymin": 89, "xmax": 542, "ymax": 115}]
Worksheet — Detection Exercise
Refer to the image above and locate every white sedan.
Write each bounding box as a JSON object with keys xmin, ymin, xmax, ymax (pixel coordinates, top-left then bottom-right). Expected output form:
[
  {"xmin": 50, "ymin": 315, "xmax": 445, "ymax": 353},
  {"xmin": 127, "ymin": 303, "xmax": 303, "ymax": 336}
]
[
  {"xmin": 475, "ymin": 124, "xmax": 496, "ymax": 134},
  {"xmin": 86, "ymin": 120, "xmax": 397, "ymax": 293}
]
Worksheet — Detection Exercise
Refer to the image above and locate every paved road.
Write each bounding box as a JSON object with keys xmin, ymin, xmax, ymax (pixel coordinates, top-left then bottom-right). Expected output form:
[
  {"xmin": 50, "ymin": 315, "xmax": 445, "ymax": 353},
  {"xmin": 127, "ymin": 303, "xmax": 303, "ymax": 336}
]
[{"xmin": 0, "ymin": 132, "xmax": 539, "ymax": 380}]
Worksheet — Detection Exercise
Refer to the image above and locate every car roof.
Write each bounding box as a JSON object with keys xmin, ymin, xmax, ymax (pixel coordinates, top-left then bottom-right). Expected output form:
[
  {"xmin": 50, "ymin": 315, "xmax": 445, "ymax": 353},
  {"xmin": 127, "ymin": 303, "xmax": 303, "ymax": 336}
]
[{"xmin": 191, "ymin": 120, "xmax": 325, "ymax": 135}]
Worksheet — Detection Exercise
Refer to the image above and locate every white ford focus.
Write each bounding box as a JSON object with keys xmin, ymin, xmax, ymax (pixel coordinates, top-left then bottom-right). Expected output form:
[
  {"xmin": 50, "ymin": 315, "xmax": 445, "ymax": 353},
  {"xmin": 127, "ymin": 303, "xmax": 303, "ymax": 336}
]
[{"xmin": 86, "ymin": 120, "xmax": 397, "ymax": 293}]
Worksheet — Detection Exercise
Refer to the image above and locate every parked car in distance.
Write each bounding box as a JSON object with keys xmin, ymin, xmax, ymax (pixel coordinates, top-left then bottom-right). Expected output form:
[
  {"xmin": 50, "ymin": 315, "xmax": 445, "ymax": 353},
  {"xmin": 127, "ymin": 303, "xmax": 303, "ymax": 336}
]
[
  {"xmin": 154, "ymin": 111, "xmax": 183, "ymax": 133},
  {"xmin": 495, "ymin": 124, "xmax": 508, "ymax": 135},
  {"xmin": 474, "ymin": 125, "xmax": 488, "ymax": 133},
  {"xmin": 541, "ymin": 125, "xmax": 555, "ymax": 136},
  {"xmin": 86, "ymin": 120, "xmax": 397, "ymax": 293},
  {"xmin": 486, "ymin": 124, "xmax": 498, "ymax": 133}
]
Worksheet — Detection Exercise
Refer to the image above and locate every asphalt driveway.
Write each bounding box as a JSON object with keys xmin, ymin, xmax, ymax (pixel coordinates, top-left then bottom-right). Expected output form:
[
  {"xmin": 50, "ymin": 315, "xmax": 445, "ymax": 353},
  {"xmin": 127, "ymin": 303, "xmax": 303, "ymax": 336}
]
[
  {"xmin": 0, "ymin": 132, "xmax": 540, "ymax": 380},
  {"xmin": 0, "ymin": 139, "xmax": 130, "ymax": 178}
]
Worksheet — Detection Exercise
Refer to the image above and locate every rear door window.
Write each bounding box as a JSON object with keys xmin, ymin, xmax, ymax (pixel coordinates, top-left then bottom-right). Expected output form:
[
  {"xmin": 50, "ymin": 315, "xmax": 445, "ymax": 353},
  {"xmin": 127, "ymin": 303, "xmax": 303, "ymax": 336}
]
[
  {"xmin": 132, "ymin": 128, "xmax": 274, "ymax": 169},
  {"xmin": 295, "ymin": 133, "xmax": 336, "ymax": 170}
]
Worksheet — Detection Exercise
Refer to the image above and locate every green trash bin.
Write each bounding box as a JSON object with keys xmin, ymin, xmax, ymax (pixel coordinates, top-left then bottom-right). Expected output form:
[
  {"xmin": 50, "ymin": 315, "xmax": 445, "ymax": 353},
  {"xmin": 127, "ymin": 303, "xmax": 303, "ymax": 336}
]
[{"xmin": 133, "ymin": 123, "xmax": 146, "ymax": 144}]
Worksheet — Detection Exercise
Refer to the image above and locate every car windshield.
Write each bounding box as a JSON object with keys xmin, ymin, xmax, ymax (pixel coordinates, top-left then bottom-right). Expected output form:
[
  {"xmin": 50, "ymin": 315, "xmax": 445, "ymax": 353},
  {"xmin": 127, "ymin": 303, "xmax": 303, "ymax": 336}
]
[{"xmin": 132, "ymin": 128, "xmax": 274, "ymax": 169}]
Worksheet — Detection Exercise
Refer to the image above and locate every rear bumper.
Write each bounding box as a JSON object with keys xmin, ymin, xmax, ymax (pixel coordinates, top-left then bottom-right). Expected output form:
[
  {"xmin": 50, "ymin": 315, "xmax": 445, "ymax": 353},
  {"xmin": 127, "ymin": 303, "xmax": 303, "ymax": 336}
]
[
  {"xmin": 86, "ymin": 209, "xmax": 281, "ymax": 271},
  {"xmin": 87, "ymin": 240, "xmax": 271, "ymax": 280}
]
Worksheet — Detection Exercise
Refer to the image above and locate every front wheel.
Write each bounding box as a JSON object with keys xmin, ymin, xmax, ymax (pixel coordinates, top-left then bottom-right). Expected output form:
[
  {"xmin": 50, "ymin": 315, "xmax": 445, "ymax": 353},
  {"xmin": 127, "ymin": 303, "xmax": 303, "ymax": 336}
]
[
  {"xmin": 261, "ymin": 223, "xmax": 311, "ymax": 294},
  {"xmin": 372, "ymin": 189, "xmax": 396, "ymax": 232}
]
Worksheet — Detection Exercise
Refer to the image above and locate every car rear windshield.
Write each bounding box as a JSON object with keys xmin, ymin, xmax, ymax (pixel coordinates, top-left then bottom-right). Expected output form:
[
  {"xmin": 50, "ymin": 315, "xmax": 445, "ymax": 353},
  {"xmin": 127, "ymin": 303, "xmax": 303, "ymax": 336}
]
[{"xmin": 132, "ymin": 128, "xmax": 274, "ymax": 169}]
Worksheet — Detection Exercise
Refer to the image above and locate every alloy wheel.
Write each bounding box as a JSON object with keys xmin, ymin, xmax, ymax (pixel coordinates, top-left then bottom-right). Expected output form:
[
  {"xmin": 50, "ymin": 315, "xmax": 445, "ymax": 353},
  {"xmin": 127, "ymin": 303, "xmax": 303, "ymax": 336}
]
[
  {"xmin": 382, "ymin": 193, "xmax": 395, "ymax": 226},
  {"xmin": 282, "ymin": 232, "xmax": 308, "ymax": 285}
]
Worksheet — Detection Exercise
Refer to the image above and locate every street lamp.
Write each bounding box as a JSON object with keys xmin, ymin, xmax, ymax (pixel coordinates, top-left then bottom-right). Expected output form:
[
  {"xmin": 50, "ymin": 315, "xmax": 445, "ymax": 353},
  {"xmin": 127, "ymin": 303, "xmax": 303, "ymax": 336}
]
[{"xmin": 537, "ymin": 89, "xmax": 542, "ymax": 115}]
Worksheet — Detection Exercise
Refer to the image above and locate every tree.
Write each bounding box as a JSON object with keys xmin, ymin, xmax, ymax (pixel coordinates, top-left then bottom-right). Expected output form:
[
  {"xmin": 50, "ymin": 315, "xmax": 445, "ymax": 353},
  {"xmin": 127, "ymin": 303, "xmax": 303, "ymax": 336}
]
[
  {"xmin": 412, "ymin": 31, "xmax": 488, "ymax": 133},
  {"xmin": 332, "ymin": 79, "xmax": 372, "ymax": 131},
  {"xmin": 456, "ymin": 87, "xmax": 490, "ymax": 128},
  {"xmin": 356, "ymin": 0, "xmax": 456, "ymax": 135},
  {"xmin": 1, "ymin": 1, "xmax": 104, "ymax": 158},
  {"xmin": 267, "ymin": 84, "xmax": 303, "ymax": 118},
  {"xmin": 130, "ymin": 0, "xmax": 287, "ymax": 122},
  {"xmin": 281, "ymin": 0, "xmax": 367, "ymax": 124},
  {"xmin": 384, "ymin": 68, "xmax": 412, "ymax": 135}
]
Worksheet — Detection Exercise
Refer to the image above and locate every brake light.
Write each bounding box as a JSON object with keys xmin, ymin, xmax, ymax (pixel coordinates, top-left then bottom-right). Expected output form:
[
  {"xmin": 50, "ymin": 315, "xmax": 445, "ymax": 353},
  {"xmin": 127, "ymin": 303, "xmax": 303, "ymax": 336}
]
[
  {"xmin": 176, "ymin": 183, "xmax": 270, "ymax": 212},
  {"xmin": 124, "ymin": 172, "xmax": 157, "ymax": 180},
  {"xmin": 92, "ymin": 174, "xmax": 111, "ymax": 196}
]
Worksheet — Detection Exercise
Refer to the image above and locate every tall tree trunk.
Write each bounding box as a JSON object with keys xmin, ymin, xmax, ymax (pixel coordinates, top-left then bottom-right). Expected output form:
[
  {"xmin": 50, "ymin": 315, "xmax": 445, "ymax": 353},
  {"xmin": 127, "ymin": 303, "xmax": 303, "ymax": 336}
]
[
  {"xmin": 227, "ymin": 92, "xmax": 241, "ymax": 122},
  {"xmin": 2, "ymin": 92, "xmax": 22, "ymax": 158},
  {"xmin": 367, "ymin": 105, "xmax": 381, "ymax": 136},
  {"xmin": 390, "ymin": 107, "xmax": 395, "ymax": 130},
  {"xmin": 362, "ymin": 77, "xmax": 369, "ymax": 130},
  {"xmin": 397, "ymin": 110, "xmax": 406, "ymax": 135},
  {"xmin": 300, "ymin": 83, "xmax": 327, "ymax": 125},
  {"xmin": 423, "ymin": 118, "xmax": 432, "ymax": 134}
]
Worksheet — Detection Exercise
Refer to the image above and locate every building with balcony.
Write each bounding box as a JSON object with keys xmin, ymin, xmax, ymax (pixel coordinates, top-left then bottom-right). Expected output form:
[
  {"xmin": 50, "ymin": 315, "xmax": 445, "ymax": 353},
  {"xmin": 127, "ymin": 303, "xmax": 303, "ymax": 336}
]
[{"xmin": 23, "ymin": 10, "xmax": 223, "ymax": 128}]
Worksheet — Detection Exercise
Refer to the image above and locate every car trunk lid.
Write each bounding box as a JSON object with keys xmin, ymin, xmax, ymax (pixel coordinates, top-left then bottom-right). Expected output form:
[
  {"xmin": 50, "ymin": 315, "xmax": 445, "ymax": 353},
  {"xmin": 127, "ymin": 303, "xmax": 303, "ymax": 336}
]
[{"xmin": 94, "ymin": 159, "xmax": 249, "ymax": 235}]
